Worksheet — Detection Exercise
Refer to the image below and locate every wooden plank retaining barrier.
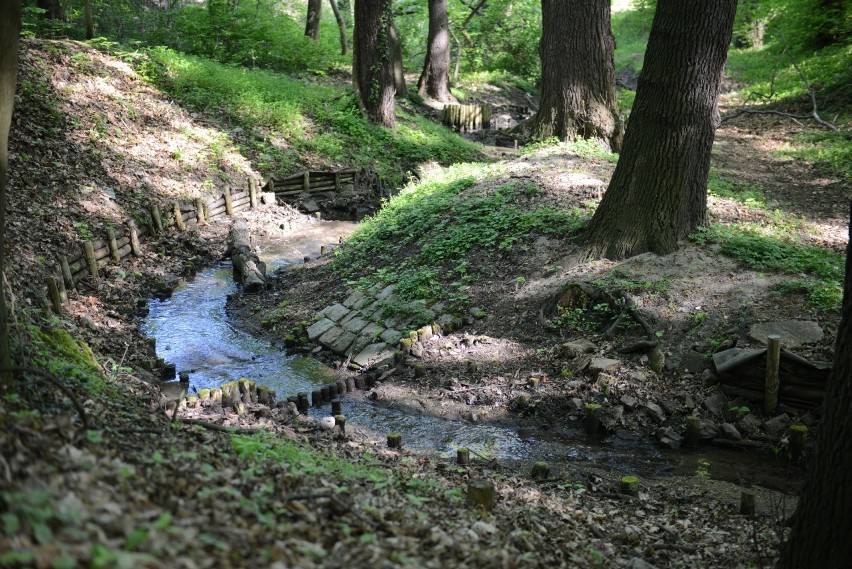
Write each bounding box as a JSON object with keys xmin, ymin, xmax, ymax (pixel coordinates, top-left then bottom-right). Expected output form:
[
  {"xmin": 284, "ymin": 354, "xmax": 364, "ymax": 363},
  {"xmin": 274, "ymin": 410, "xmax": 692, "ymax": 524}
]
[
  {"xmin": 265, "ymin": 168, "xmax": 358, "ymax": 201},
  {"xmin": 37, "ymin": 177, "xmax": 268, "ymax": 314}
]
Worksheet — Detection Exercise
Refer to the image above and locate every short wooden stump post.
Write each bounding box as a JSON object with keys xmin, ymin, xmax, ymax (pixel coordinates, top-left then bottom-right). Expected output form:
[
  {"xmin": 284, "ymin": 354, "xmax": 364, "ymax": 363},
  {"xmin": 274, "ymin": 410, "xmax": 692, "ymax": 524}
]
[
  {"xmin": 387, "ymin": 433, "xmax": 402, "ymax": 449},
  {"xmin": 740, "ymin": 490, "xmax": 755, "ymax": 516},
  {"xmin": 466, "ymin": 479, "xmax": 496, "ymax": 510},
  {"xmin": 620, "ymin": 475, "xmax": 639, "ymax": 496},
  {"xmin": 584, "ymin": 403, "xmax": 601, "ymax": 434},
  {"xmin": 456, "ymin": 448, "xmax": 470, "ymax": 466}
]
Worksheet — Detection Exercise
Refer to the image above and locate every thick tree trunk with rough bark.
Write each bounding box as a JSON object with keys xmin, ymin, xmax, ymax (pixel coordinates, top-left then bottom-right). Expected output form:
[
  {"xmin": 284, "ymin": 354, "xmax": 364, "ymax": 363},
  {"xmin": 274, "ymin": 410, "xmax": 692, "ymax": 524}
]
[
  {"xmin": 777, "ymin": 201, "xmax": 852, "ymax": 569},
  {"xmin": 353, "ymin": 0, "xmax": 395, "ymax": 128},
  {"xmin": 329, "ymin": 0, "xmax": 348, "ymax": 54},
  {"xmin": 305, "ymin": 0, "xmax": 322, "ymax": 40},
  {"xmin": 0, "ymin": 1, "xmax": 21, "ymax": 381},
  {"xmin": 228, "ymin": 220, "xmax": 266, "ymax": 293},
  {"xmin": 417, "ymin": 0, "xmax": 456, "ymax": 103},
  {"xmin": 525, "ymin": 0, "xmax": 622, "ymax": 151},
  {"xmin": 389, "ymin": 22, "xmax": 406, "ymax": 97},
  {"xmin": 583, "ymin": 0, "xmax": 737, "ymax": 260}
]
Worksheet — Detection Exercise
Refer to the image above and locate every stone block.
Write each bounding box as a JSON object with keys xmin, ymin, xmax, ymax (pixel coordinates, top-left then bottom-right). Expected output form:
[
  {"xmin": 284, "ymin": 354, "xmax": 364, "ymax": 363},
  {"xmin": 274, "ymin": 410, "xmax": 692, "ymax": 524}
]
[
  {"xmin": 307, "ymin": 318, "xmax": 335, "ymax": 341},
  {"xmin": 322, "ymin": 303, "xmax": 351, "ymax": 322},
  {"xmin": 343, "ymin": 290, "xmax": 365, "ymax": 308},
  {"xmin": 342, "ymin": 316, "xmax": 369, "ymax": 334},
  {"xmin": 353, "ymin": 342, "xmax": 395, "ymax": 368}
]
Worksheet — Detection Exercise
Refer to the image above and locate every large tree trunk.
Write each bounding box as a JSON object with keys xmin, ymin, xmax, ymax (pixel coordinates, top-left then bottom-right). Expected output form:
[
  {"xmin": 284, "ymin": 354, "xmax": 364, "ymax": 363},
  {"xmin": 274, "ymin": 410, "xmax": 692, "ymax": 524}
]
[
  {"xmin": 328, "ymin": 0, "xmax": 348, "ymax": 55},
  {"xmin": 353, "ymin": 0, "xmax": 395, "ymax": 128},
  {"xmin": 228, "ymin": 220, "xmax": 266, "ymax": 293},
  {"xmin": 524, "ymin": 0, "xmax": 622, "ymax": 151},
  {"xmin": 84, "ymin": 0, "xmax": 93, "ymax": 39},
  {"xmin": 777, "ymin": 201, "xmax": 852, "ymax": 568},
  {"xmin": 305, "ymin": 0, "xmax": 322, "ymax": 40},
  {"xmin": 583, "ymin": 0, "xmax": 737, "ymax": 260},
  {"xmin": 417, "ymin": 0, "xmax": 456, "ymax": 103},
  {"xmin": 36, "ymin": 0, "xmax": 64, "ymax": 20},
  {"xmin": 0, "ymin": 1, "xmax": 21, "ymax": 381},
  {"xmin": 388, "ymin": 22, "xmax": 406, "ymax": 98}
]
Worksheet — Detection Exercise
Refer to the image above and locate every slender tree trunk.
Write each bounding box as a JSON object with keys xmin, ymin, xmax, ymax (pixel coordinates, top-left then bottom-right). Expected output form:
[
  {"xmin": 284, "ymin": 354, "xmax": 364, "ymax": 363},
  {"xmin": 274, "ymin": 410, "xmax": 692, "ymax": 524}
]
[
  {"xmin": 777, "ymin": 200, "xmax": 852, "ymax": 568},
  {"xmin": 388, "ymin": 22, "xmax": 406, "ymax": 98},
  {"xmin": 417, "ymin": 0, "xmax": 456, "ymax": 103},
  {"xmin": 84, "ymin": 0, "xmax": 93, "ymax": 39},
  {"xmin": 353, "ymin": 0, "xmax": 395, "ymax": 128},
  {"xmin": 328, "ymin": 0, "xmax": 348, "ymax": 55},
  {"xmin": 583, "ymin": 0, "xmax": 737, "ymax": 260},
  {"xmin": 524, "ymin": 0, "xmax": 622, "ymax": 151},
  {"xmin": 0, "ymin": 1, "xmax": 21, "ymax": 382},
  {"xmin": 305, "ymin": 0, "xmax": 322, "ymax": 40},
  {"xmin": 36, "ymin": 0, "xmax": 64, "ymax": 20}
]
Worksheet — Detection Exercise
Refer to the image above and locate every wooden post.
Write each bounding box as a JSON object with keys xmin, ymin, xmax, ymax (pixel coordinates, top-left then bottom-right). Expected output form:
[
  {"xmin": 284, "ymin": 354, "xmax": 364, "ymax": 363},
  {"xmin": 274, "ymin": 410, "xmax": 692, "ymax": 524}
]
[
  {"xmin": 60, "ymin": 257, "xmax": 75, "ymax": 291},
  {"xmin": 740, "ymin": 490, "xmax": 755, "ymax": 516},
  {"xmin": 387, "ymin": 433, "xmax": 402, "ymax": 448},
  {"xmin": 83, "ymin": 241, "xmax": 98, "ymax": 279},
  {"xmin": 584, "ymin": 403, "xmax": 601, "ymax": 434},
  {"xmin": 46, "ymin": 276, "xmax": 63, "ymax": 313},
  {"xmin": 312, "ymin": 390, "xmax": 322, "ymax": 407},
  {"xmin": 195, "ymin": 197, "xmax": 206, "ymax": 224},
  {"xmin": 321, "ymin": 385, "xmax": 332, "ymax": 402},
  {"xmin": 335, "ymin": 415, "xmax": 346, "ymax": 435},
  {"xmin": 54, "ymin": 265, "xmax": 68, "ymax": 303},
  {"xmin": 531, "ymin": 461, "xmax": 550, "ymax": 479},
  {"xmin": 297, "ymin": 392, "xmax": 309, "ymax": 413},
  {"xmin": 620, "ymin": 475, "xmax": 639, "ymax": 495},
  {"xmin": 151, "ymin": 204, "xmax": 164, "ymax": 233},
  {"xmin": 334, "ymin": 172, "xmax": 341, "ymax": 192},
  {"xmin": 457, "ymin": 448, "xmax": 470, "ymax": 465},
  {"xmin": 249, "ymin": 178, "xmax": 257, "ymax": 208},
  {"xmin": 414, "ymin": 362, "xmax": 425, "ymax": 378},
  {"xmin": 765, "ymin": 335, "xmax": 781, "ymax": 414},
  {"xmin": 302, "ymin": 171, "xmax": 310, "ymax": 192},
  {"xmin": 223, "ymin": 187, "xmax": 234, "ymax": 216},
  {"xmin": 106, "ymin": 228, "xmax": 121, "ymax": 263},
  {"xmin": 127, "ymin": 221, "xmax": 142, "ymax": 256},
  {"xmin": 331, "ymin": 399, "xmax": 342, "ymax": 415},
  {"xmin": 685, "ymin": 416, "xmax": 701, "ymax": 446},
  {"xmin": 466, "ymin": 479, "xmax": 496, "ymax": 510},
  {"xmin": 173, "ymin": 202, "xmax": 185, "ymax": 231},
  {"xmin": 790, "ymin": 424, "xmax": 807, "ymax": 460}
]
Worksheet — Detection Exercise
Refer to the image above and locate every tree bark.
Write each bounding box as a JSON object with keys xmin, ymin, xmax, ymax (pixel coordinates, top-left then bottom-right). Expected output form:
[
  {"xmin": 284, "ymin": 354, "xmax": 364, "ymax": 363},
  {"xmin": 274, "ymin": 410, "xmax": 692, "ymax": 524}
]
[
  {"xmin": 417, "ymin": 0, "xmax": 456, "ymax": 103},
  {"xmin": 388, "ymin": 22, "xmax": 406, "ymax": 98},
  {"xmin": 583, "ymin": 0, "xmax": 737, "ymax": 260},
  {"xmin": 353, "ymin": 0, "xmax": 395, "ymax": 128},
  {"xmin": 0, "ymin": 1, "xmax": 21, "ymax": 382},
  {"xmin": 328, "ymin": 0, "xmax": 348, "ymax": 55},
  {"xmin": 305, "ymin": 0, "xmax": 322, "ymax": 40},
  {"xmin": 36, "ymin": 0, "xmax": 64, "ymax": 20},
  {"xmin": 84, "ymin": 0, "xmax": 93, "ymax": 39},
  {"xmin": 777, "ymin": 200, "xmax": 852, "ymax": 568},
  {"xmin": 524, "ymin": 0, "xmax": 622, "ymax": 151},
  {"xmin": 228, "ymin": 220, "xmax": 266, "ymax": 293}
]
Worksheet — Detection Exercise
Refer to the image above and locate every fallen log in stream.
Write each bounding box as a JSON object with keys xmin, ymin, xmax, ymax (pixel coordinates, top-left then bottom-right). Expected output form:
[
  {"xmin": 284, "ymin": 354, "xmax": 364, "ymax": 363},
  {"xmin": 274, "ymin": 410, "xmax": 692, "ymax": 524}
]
[{"xmin": 228, "ymin": 219, "xmax": 266, "ymax": 293}]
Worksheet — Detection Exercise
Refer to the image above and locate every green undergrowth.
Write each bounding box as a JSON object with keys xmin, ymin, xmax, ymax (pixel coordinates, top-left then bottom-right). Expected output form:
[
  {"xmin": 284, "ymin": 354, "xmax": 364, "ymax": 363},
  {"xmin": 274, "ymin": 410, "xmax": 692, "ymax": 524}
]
[
  {"xmin": 140, "ymin": 47, "xmax": 483, "ymax": 187},
  {"xmin": 691, "ymin": 224, "xmax": 844, "ymax": 311},
  {"xmin": 701, "ymin": 173, "xmax": 844, "ymax": 311},
  {"xmin": 231, "ymin": 433, "xmax": 389, "ymax": 484},
  {"xmin": 332, "ymin": 164, "xmax": 588, "ymax": 325}
]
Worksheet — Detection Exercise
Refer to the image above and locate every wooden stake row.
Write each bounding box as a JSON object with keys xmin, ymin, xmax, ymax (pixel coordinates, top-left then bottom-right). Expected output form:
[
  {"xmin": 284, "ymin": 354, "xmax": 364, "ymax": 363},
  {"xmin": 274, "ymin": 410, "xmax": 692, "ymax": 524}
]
[{"xmin": 41, "ymin": 178, "xmax": 261, "ymax": 313}]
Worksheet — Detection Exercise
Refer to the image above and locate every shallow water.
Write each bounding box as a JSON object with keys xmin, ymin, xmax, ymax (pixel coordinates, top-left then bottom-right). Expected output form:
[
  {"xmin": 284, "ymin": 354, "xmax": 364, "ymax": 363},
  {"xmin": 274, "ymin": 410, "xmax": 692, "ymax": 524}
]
[{"xmin": 141, "ymin": 223, "xmax": 803, "ymax": 491}]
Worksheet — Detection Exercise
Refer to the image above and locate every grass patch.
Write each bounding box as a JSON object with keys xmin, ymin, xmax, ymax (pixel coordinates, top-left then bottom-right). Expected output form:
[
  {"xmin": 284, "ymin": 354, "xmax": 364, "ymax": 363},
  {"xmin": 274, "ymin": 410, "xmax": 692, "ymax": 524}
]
[
  {"xmin": 332, "ymin": 163, "xmax": 588, "ymax": 325},
  {"xmin": 707, "ymin": 173, "xmax": 767, "ymax": 208},
  {"xmin": 611, "ymin": 6, "xmax": 653, "ymax": 74},
  {"xmin": 232, "ymin": 433, "xmax": 389, "ymax": 484},
  {"xmin": 691, "ymin": 224, "xmax": 844, "ymax": 310},
  {"xmin": 780, "ymin": 130, "xmax": 852, "ymax": 183},
  {"xmin": 140, "ymin": 47, "xmax": 483, "ymax": 188}
]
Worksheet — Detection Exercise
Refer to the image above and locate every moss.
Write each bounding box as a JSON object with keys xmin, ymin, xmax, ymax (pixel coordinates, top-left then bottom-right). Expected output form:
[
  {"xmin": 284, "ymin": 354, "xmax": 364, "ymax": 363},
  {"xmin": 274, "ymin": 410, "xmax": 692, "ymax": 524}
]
[{"xmin": 34, "ymin": 327, "xmax": 100, "ymax": 374}]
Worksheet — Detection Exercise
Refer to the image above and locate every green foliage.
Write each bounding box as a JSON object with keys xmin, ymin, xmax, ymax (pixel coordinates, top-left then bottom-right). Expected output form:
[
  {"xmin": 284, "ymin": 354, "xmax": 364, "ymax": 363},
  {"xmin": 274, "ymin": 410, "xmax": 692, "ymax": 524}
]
[
  {"xmin": 142, "ymin": 47, "xmax": 481, "ymax": 187},
  {"xmin": 334, "ymin": 164, "xmax": 587, "ymax": 323},
  {"xmin": 780, "ymin": 130, "xmax": 852, "ymax": 183},
  {"xmin": 707, "ymin": 174, "xmax": 766, "ymax": 208},
  {"xmin": 611, "ymin": 5, "xmax": 654, "ymax": 74},
  {"xmin": 231, "ymin": 433, "xmax": 389, "ymax": 483},
  {"xmin": 691, "ymin": 224, "xmax": 844, "ymax": 310}
]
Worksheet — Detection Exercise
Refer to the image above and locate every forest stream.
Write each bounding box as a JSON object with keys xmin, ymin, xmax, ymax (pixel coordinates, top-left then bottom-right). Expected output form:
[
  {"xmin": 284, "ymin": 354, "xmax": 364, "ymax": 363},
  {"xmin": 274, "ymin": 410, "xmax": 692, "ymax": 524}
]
[{"xmin": 142, "ymin": 221, "xmax": 804, "ymax": 497}]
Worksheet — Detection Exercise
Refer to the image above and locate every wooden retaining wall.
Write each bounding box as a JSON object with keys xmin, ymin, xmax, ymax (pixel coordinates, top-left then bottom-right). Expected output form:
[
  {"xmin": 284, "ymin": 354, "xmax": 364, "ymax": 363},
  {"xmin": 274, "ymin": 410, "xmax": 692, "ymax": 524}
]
[{"xmin": 264, "ymin": 168, "xmax": 358, "ymax": 201}]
